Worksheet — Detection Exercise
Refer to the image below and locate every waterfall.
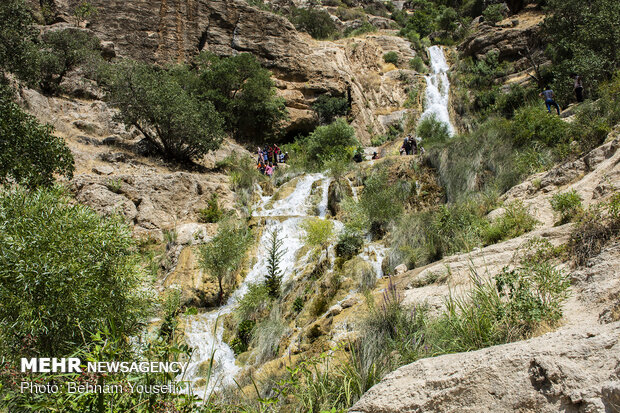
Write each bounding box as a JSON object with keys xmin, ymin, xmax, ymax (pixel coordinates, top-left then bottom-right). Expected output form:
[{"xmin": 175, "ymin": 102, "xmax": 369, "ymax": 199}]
[
  {"xmin": 420, "ymin": 45, "xmax": 455, "ymax": 137},
  {"xmin": 180, "ymin": 173, "xmax": 331, "ymax": 395},
  {"xmin": 181, "ymin": 173, "xmax": 385, "ymax": 396}
]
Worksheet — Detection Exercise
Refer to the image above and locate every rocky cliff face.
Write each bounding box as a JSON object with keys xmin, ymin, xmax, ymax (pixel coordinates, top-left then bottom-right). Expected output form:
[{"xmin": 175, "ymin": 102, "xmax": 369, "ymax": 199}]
[{"xmin": 36, "ymin": 0, "xmax": 420, "ymax": 144}]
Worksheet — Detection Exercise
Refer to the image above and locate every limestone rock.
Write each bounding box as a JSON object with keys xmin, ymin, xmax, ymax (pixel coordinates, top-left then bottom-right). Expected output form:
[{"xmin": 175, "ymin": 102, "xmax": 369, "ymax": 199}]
[
  {"xmin": 351, "ymin": 322, "xmax": 620, "ymax": 413},
  {"xmin": 38, "ymin": 0, "xmax": 418, "ymax": 144},
  {"xmin": 92, "ymin": 165, "xmax": 114, "ymax": 175},
  {"xmin": 394, "ymin": 264, "xmax": 407, "ymax": 275}
]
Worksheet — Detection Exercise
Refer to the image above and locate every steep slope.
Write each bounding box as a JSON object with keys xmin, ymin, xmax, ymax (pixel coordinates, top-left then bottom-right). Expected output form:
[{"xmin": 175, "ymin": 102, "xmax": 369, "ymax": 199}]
[
  {"xmin": 31, "ymin": 0, "xmax": 424, "ymax": 143},
  {"xmin": 350, "ymin": 132, "xmax": 620, "ymax": 412}
]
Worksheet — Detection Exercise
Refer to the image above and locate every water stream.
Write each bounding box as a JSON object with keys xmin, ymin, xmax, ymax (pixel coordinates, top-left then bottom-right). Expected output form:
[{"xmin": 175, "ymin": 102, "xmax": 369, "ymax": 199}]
[
  {"xmin": 420, "ymin": 45, "xmax": 455, "ymax": 137},
  {"xmin": 181, "ymin": 173, "xmax": 357, "ymax": 395}
]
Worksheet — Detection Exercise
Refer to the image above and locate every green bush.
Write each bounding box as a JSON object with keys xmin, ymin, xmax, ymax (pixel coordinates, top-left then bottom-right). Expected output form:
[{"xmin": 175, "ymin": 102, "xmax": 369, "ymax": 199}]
[
  {"xmin": 550, "ymin": 189, "xmax": 583, "ymax": 224},
  {"xmin": 482, "ymin": 201, "xmax": 539, "ymax": 245},
  {"xmin": 102, "ymin": 60, "xmax": 224, "ymax": 162},
  {"xmin": 438, "ymin": 7, "xmax": 458, "ymax": 32},
  {"xmin": 198, "ymin": 221, "xmax": 251, "ymax": 304},
  {"xmin": 360, "ymin": 172, "xmax": 404, "ymax": 236},
  {"xmin": 231, "ymin": 319, "xmax": 255, "ymax": 355},
  {"xmin": 0, "ymin": 187, "xmax": 149, "ymax": 356},
  {"xmin": 298, "ymin": 118, "xmax": 360, "ymax": 170},
  {"xmin": 198, "ymin": 193, "xmax": 223, "ymax": 223},
  {"xmin": 482, "ymin": 4, "xmax": 505, "ymax": 25},
  {"xmin": 301, "ymin": 217, "xmax": 336, "ymax": 253},
  {"xmin": 251, "ymin": 308, "xmax": 288, "ymax": 363},
  {"xmin": 312, "ymin": 94, "xmax": 349, "ymax": 124},
  {"xmin": 409, "ymin": 56, "xmax": 426, "ymax": 73},
  {"xmin": 0, "ymin": 95, "xmax": 74, "ymax": 188},
  {"xmin": 335, "ymin": 232, "xmax": 364, "ymax": 260},
  {"xmin": 236, "ymin": 283, "xmax": 271, "ymax": 322},
  {"xmin": 290, "ymin": 7, "xmax": 339, "ymax": 40},
  {"xmin": 383, "ymin": 51, "xmax": 399, "ymax": 65},
  {"xmin": 38, "ymin": 28, "xmax": 101, "ymax": 95},
  {"xmin": 345, "ymin": 21, "xmax": 377, "ymax": 37},
  {"xmin": 292, "ymin": 296, "xmax": 305, "ymax": 313},
  {"xmin": 416, "ymin": 114, "xmax": 450, "ymax": 146},
  {"xmin": 510, "ymin": 105, "xmax": 571, "ymax": 148}
]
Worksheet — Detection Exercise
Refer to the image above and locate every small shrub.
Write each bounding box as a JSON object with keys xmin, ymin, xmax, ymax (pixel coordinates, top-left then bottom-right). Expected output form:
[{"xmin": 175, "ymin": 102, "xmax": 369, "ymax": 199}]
[
  {"xmin": 236, "ymin": 283, "xmax": 271, "ymax": 322},
  {"xmin": 312, "ymin": 94, "xmax": 349, "ymax": 124},
  {"xmin": 409, "ymin": 56, "xmax": 426, "ymax": 73},
  {"xmin": 198, "ymin": 193, "xmax": 223, "ymax": 223},
  {"xmin": 383, "ymin": 51, "xmax": 399, "ymax": 65},
  {"xmin": 301, "ymin": 218, "xmax": 336, "ymax": 254},
  {"xmin": 416, "ymin": 114, "xmax": 450, "ymax": 146},
  {"xmin": 569, "ymin": 194, "xmax": 620, "ymax": 266},
  {"xmin": 290, "ymin": 7, "xmax": 339, "ymax": 40},
  {"xmin": 231, "ymin": 319, "xmax": 255, "ymax": 355},
  {"xmin": 482, "ymin": 201, "xmax": 539, "ymax": 245},
  {"xmin": 550, "ymin": 189, "xmax": 583, "ymax": 224},
  {"xmin": 360, "ymin": 171, "xmax": 405, "ymax": 237},
  {"xmin": 292, "ymin": 296, "xmax": 304, "ymax": 313},
  {"xmin": 251, "ymin": 308, "xmax": 288, "ymax": 363},
  {"xmin": 344, "ymin": 21, "xmax": 377, "ymax": 37},
  {"xmin": 106, "ymin": 178, "xmax": 123, "ymax": 194},
  {"xmin": 482, "ymin": 4, "xmax": 505, "ymax": 25},
  {"xmin": 335, "ymin": 232, "xmax": 364, "ymax": 260}
]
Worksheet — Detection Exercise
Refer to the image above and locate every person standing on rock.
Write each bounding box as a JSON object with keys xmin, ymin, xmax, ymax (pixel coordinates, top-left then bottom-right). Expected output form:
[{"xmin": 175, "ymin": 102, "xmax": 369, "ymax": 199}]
[
  {"xmin": 540, "ymin": 86, "xmax": 561, "ymax": 115},
  {"xmin": 574, "ymin": 75, "xmax": 584, "ymax": 103}
]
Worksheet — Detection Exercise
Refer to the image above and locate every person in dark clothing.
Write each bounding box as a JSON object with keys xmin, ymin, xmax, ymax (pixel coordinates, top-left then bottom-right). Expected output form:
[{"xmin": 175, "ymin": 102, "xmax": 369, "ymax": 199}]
[
  {"xmin": 540, "ymin": 86, "xmax": 561, "ymax": 115},
  {"xmin": 574, "ymin": 75, "xmax": 584, "ymax": 103},
  {"xmin": 353, "ymin": 152, "xmax": 363, "ymax": 163},
  {"xmin": 372, "ymin": 151, "xmax": 379, "ymax": 160},
  {"xmin": 402, "ymin": 136, "xmax": 412, "ymax": 155}
]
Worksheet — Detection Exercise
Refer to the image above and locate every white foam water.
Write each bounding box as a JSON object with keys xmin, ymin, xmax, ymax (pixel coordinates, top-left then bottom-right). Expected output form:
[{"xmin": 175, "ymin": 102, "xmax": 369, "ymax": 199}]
[{"xmin": 420, "ymin": 45, "xmax": 455, "ymax": 137}]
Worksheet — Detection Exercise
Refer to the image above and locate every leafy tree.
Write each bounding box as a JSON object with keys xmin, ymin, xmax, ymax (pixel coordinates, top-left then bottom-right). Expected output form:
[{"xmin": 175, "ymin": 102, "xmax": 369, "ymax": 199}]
[
  {"xmin": 72, "ymin": 0, "xmax": 98, "ymax": 27},
  {"xmin": 193, "ymin": 52, "xmax": 288, "ymax": 143},
  {"xmin": 264, "ymin": 227, "xmax": 286, "ymax": 299},
  {"xmin": 38, "ymin": 28, "xmax": 102, "ymax": 95},
  {"xmin": 301, "ymin": 218, "xmax": 335, "ymax": 259},
  {"xmin": 438, "ymin": 7, "xmax": 458, "ymax": 32},
  {"xmin": 0, "ymin": 95, "xmax": 74, "ymax": 188},
  {"xmin": 312, "ymin": 94, "xmax": 349, "ymax": 124},
  {"xmin": 0, "ymin": 187, "xmax": 149, "ymax": 357},
  {"xmin": 199, "ymin": 221, "xmax": 251, "ymax": 304},
  {"xmin": 304, "ymin": 118, "xmax": 359, "ymax": 170},
  {"xmin": 102, "ymin": 60, "xmax": 225, "ymax": 162},
  {"xmin": 543, "ymin": 0, "xmax": 620, "ymax": 101},
  {"xmin": 290, "ymin": 7, "xmax": 338, "ymax": 40},
  {"xmin": 0, "ymin": 0, "xmax": 39, "ymax": 84}
]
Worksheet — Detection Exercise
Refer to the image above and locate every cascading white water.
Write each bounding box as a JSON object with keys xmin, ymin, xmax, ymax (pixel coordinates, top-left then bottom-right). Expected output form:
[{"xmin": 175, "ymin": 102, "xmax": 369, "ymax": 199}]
[
  {"xmin": 420, "ymin": 45, "xmax": 455, "ymax": 137},
  {"xmin": 181, "ymin": 173, "xmax": 333, "ymax": 396}
]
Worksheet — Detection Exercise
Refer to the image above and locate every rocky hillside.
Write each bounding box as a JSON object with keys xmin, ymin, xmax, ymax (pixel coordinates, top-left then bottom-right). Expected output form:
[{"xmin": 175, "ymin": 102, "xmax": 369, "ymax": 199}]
[{"xmin": 28, "ymin": 0, "xmax": 424, "ymax": 143}]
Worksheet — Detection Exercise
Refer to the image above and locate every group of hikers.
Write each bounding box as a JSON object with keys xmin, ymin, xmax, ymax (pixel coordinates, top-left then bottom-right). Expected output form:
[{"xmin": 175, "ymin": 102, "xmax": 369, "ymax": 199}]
[
  {"xmin": 539, "ymin": 74, "xmax": 585, "ymax": 116},
  {"xmin": 256, "ymin": 144, "xmax": 288, "ymax": 176}
]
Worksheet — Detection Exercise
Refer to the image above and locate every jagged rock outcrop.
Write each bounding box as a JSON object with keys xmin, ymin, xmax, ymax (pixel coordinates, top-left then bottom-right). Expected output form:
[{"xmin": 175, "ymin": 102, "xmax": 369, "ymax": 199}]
[
  {"xmin": 351, "ymin": 322, "xmax": 620, "ymax": 413},
  {"xmin": 459, "ymin": 7, "xmax": 545, "ymax": 72},
  {"xmin": 34, "ymin": 0, "xmax": 419, "ymax": 143}
]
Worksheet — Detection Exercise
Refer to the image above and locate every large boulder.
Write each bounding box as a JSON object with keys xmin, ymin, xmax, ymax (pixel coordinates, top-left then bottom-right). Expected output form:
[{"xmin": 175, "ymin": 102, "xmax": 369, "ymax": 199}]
[{"xmin": 351, "ymin": 322, "xmax": 620, "ymax": 413}]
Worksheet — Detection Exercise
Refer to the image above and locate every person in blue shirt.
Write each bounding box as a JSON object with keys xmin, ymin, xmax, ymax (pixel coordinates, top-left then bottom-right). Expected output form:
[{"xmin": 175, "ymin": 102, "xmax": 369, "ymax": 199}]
[{"xmin": 539, "ymin": 86, "xmax": 561, "ymax": 115}]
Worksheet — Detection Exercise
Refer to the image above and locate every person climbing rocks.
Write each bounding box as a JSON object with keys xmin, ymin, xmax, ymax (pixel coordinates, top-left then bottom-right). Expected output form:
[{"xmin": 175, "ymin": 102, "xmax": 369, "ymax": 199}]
[
  {"xmin": 540, "ymin": 86, "xmax": 561, "ymax": 115},
  {"xmin": 574, "ymin": 75, "xmax": 584, "ymax": 103}
]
